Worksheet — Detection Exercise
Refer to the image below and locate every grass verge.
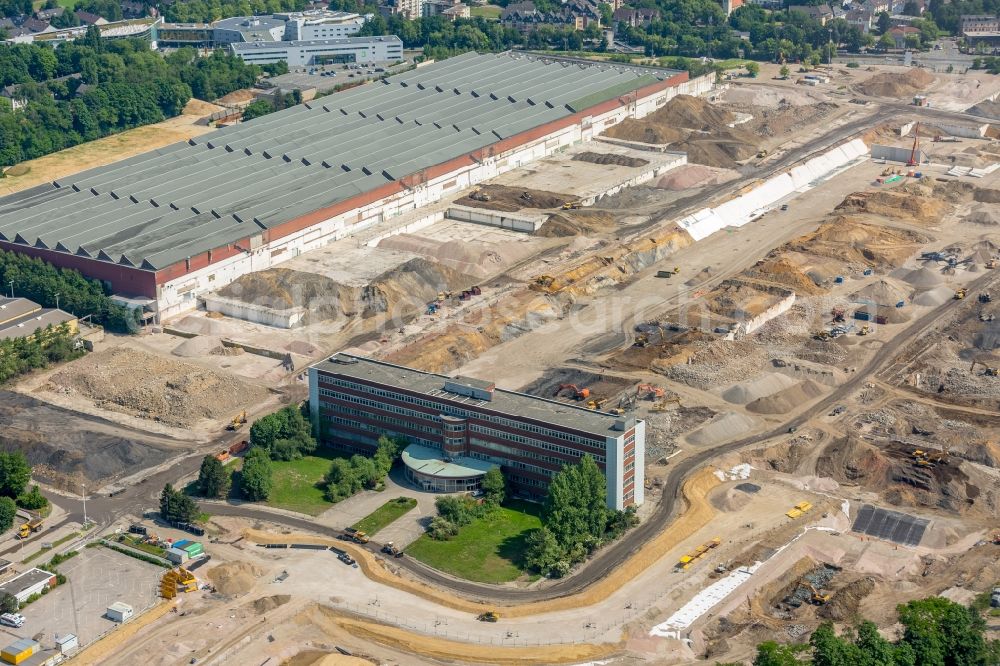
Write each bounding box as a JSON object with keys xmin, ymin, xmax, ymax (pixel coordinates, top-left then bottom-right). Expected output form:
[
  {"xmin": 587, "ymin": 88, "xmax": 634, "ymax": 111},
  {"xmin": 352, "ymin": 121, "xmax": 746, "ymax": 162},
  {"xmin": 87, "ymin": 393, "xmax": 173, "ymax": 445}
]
[
  {"xmin": 264, "ymin": 451, "xmax": 341, "ymax": 516},
  {"xmin": 406, "ymin": 500, "xmax": 542, "ymax": 584},
  {"xmin": 351, "ymin": 497, "xmax": 417, "ymax": 535},
  {"xmin": 22, "ymin": 531, "xmax": 80, "ymax": 564}
]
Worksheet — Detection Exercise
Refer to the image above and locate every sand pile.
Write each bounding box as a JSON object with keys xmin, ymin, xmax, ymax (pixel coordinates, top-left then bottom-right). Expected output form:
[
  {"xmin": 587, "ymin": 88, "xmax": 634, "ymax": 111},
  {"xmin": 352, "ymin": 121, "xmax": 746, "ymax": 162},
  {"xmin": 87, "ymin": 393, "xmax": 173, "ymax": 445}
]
[
  {"xmin": 536, "ymin": 210, "xmax": 617, "ymax": 237},
  {"xmin": 572, "ymin": 152, "xmax": 648, "ymax": 167},
  {"xmin": 966, "ymin": 99, "xmax": 1000, "ymax": 120},
  {"xmin": 912, "ymin": 285, "xmax": 954, "ymax": 306},
  {"xmin": 720, "ymin": 86, "xmax": 825, "ymax": 108},
  {"xmin": 453, "ymin": 184, "xmax": 572, "ymax": 212},
  {"xmin": 208, "ymin": 561, "xmax": 264, "ymax": 596},
  {"xmin": 602, "ymin": 95, "xmax": 758, "ymax": 167},
  {"xmin": 253, "ymin": 594, "xmax": 291, "ymax": 614},
  {"xmin": 172, "ymin": 315, "xmax": 239, "ymax": 337},
  {"xmin": 856, "ymin": 68, "xmax": 934, "ymax": 98},
  {"xmin": 656, "ymin": 164, "xmax": 737, "ymax": 190},
  {"xmin": 903, "ymin": 266, "xmax": 943, "ymax": 288},
  {"xmin": 835, "ymin": 189, "xmax": 945, "ymax": 225},
  {"xmin": 745, "ymin": 256, "xmax": 825, "ymax": 295},
  {"xmin": 48, "ymin": 347, "xmax": 270, "ymax": 427},
  {"xmin": 687, "ymin": 411, "xmax": 758, "ymax": 446},
  {"xmin": 711, "ymin": 486, "xmax": 754, "ymax": 512},
  {"xmin": 745, "ymin": 379, "xmax": 824, "ymax": 414},
  {"xmin": 379, "ymin": 235, "xmax": 542, "ymax": 279},
  {"xmin": 966, "ymin": 204, "xmax": 1000, "ymax": 226},
  {"xmin": 787, "ymin": 216, "xmax": 928, "ymax": 268},
  {"xmin": 172, "ymin": 335, "xmax": 226, "ymax": 358},
  {"xmin": 849, "ymin": 279, "xmax": 908, "ymax": 306},
  {"xmin": 722, "ymin": 373, "xmax": 799, "ymax": 404}
]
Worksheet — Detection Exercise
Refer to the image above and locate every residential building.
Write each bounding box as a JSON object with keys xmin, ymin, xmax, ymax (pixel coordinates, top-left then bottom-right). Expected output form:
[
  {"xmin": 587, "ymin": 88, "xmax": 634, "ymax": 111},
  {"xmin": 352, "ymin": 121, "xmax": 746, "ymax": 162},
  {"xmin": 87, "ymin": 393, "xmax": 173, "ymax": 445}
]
[
  {"xmin": 722, "ymin": 0, "xmax": 743, "ymax": 15},
  {"xmin": 612, "ymin": 7, "xmax": 659, "ymax": 27},
  {"xmin": 74, "ymin": 10, "xmax": 107, "ymax": 25},
  {"xmin": 380, "ymin": 0, "xmax": 424, "ymax": 20},
  {"xmin": 309, "ymin": 353, "xmax": 645, "ymax": 509},
  {"xmin": 34, "ymin": 6, "xmax": 63, "ymax": 21},
  {"xmin": 961, "ymin": 14, "xmax": 1000, "ymax": 47},
  {"xmin": 501, "ymin": 0, "xmax": 602, "ymax": 32},
  {"xmin": 159, "ymin": 10, "xmax": 364, "ymax": 49},
  {"xmin": 888, "ymin": 24, "xmax": 920, "ymax": 47},
  {"xmin": 441, "ymin": 4, "xmax": 470, "ymax": 19},
  {"xmin": 788, "ymin": 3, "xmax": 834, "ymax": 24},
  {"xmin": 229, "ymin": 34, "xmax": 403, "ymax": 66}
]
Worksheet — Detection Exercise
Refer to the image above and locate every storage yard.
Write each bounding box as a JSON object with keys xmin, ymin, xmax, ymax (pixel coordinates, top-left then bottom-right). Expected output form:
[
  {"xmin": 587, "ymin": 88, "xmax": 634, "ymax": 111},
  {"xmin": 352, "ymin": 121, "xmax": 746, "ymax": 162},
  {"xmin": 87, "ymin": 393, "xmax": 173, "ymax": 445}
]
[{"xmin": 3, "ymin": 60, "xmax": 1000, "ymax": 665}]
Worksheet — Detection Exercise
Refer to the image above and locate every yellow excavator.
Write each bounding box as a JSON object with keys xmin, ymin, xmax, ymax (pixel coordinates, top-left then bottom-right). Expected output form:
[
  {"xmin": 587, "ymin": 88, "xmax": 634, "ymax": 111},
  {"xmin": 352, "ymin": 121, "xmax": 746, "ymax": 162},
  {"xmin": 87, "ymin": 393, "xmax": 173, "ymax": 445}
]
[{"xmin": 226, "ymin": 410, "xmax": 248, "ymax": 431}]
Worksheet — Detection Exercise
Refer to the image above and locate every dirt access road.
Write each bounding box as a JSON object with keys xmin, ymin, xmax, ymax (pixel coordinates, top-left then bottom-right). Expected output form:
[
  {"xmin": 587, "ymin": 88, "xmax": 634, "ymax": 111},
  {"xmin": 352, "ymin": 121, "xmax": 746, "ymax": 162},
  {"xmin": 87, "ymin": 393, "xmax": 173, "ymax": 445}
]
[{"xmin": 195, "ymin": 268, "xmax": 1000, "ymax": 606}]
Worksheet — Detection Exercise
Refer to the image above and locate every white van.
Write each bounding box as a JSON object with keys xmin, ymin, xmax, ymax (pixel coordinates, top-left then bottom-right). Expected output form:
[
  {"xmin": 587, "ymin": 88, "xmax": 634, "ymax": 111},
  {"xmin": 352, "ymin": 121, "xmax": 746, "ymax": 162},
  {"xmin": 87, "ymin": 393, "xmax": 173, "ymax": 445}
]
[{"xmin": 0, "ymin": 613, "xmax": 25, "ymax": 628}]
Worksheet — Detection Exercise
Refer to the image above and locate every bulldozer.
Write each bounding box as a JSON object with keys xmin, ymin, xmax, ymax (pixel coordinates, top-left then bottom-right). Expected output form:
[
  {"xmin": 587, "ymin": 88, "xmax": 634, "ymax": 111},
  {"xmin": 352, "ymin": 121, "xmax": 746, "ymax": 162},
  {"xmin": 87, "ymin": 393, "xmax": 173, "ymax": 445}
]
[
  {"xmin": 226, "ymin": 410, "xmax": 247, "ymax": 431},
  {"xmin": 633, "ymin": 333, "xmax": 649, "ymax": 348},
  {"xmin": 477, "ymin": 611, "xmax": 500, "ymax": 622},
  {"xmin": 532, "ymin": 275, "xmax": 558, "ymax": 292},
  {"xmin": 857, "ymin": 325, "xmax": 871, "ymax": 336},
  {"xmin": 586, "ymin": 397, "xmax": 608, "ymax": 410},
  {"xmin": 554, "ymin": 383, "xmax": 590, "ymax": 400},
  {"xmin": 561, "ymin": 201, "xmax": 582, "ymax": 210},
  {"xmin": 470, "ymin": 189, "xmax": 492, "ymax": 202},
  {"xmin": 650, "ymin": 396, "xmax": 681, "ymax": 412},
  {"xmin": 955, "ymin": 288, "xmax": 968, "ymax": 300},
  {"xmin": 987, "ymin": 259, "xmax": 998, "ymax": 270}
]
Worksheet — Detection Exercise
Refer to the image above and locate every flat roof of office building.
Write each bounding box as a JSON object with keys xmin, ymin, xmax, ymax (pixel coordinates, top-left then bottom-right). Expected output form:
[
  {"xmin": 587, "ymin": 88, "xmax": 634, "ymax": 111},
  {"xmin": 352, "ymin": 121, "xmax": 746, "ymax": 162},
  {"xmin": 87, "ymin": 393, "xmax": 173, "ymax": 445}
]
[
  {"xmin": 314, "ymin": 353, "xmax": 638, "ymax": 439},
  {"xmin": 230, "ymin": 34, "xmax": 401, "ymax": 51},
  {"xmin": 402, "ymin": 443, "xmax": 494, "ymax": 478},
  {"xmin": 0, "ymin": 52, "xmax": 679, "ymax": 273}
]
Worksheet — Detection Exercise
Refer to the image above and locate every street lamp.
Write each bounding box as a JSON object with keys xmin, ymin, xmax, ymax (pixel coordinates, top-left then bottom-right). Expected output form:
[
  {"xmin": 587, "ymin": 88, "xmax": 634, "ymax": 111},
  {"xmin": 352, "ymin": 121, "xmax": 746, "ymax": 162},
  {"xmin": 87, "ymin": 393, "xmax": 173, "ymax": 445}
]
[
  {"xmin": 6, "ymin": 281, "xmax": 11, "ymax": 299},
  {"xmin": 81, "ymin": 484, "xmax": 87, "ymax": 526},
  {"xmin": 54, "ymin": 293, "xmax": 60, "ymax": 311}
]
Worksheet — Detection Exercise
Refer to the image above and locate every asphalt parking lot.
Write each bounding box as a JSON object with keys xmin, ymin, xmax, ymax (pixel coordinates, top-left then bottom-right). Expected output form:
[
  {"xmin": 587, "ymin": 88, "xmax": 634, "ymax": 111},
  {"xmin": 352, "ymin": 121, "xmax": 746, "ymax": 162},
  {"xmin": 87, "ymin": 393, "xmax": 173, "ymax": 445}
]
[{"xmin": 0, "ymin": 547, "xmax": 161, "ymax": 648}]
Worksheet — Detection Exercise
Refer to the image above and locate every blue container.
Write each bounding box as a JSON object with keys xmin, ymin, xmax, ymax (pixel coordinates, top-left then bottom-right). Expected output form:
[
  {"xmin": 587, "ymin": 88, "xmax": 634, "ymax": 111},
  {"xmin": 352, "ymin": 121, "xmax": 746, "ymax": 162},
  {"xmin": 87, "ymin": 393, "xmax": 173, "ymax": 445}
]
[
  {"xmin": 834, "ymin": 276, "xmax": 844, "ymax": 284},
  {"xmin": 854, "ymin": 310, "xmax": 871, "ymax": 321}
]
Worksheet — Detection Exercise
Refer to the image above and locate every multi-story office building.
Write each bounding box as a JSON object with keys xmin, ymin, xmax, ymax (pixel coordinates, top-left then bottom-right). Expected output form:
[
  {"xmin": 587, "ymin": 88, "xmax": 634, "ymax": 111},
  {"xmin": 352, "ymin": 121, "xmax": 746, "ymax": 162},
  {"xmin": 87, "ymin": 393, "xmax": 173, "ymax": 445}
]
[
  {"xmin": 309, "ymin": 353, "xmax": 645, "ymax": 510},
  {"xmin": 230, "ymin": 35, "xmax": 403, "ymax": 66}
]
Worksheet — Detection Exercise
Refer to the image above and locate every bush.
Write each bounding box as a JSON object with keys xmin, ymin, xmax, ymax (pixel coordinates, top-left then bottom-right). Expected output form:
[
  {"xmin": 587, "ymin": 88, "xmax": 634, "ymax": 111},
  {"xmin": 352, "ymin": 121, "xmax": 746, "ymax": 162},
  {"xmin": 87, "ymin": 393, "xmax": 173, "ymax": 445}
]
[
  {"xmin": 427, "ymin": 516, "xmax": 459, "ymax": 540},
  {"xmin": 846, "ymin": 61, "xmax": 860, "ymax": 68},
  {"xmin": 16, "ymin": 485, "xmax": 48, "ymax": 511}
]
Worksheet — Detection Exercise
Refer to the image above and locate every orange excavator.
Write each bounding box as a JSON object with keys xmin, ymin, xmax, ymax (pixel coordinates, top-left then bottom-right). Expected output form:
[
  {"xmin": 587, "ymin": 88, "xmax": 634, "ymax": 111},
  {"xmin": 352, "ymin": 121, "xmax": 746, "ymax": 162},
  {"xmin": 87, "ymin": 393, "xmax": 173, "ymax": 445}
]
[
  {"xmin": 637, "ymin": 383, "xmax": 666, "ymax": 399},
  {"xmin": 554, "ymin": 383, "xmax": 590, "ymax": 400}
]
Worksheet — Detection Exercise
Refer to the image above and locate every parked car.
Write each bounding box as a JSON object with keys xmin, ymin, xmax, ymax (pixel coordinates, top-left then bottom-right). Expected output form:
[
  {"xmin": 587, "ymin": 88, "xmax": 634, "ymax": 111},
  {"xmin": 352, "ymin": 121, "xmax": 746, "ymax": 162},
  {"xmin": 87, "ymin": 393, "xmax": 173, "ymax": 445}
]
[{"xmin": 1, "ymin": 613, "xmax": 25, "ymax": 628}]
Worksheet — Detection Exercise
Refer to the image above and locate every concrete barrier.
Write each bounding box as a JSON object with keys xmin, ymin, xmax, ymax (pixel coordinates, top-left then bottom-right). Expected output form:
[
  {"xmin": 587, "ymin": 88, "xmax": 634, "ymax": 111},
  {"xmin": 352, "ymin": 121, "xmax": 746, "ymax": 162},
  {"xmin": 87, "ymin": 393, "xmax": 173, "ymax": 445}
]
[{"xmin": 445, "ymin": 206, "xmax": 545, "ymax": 232}]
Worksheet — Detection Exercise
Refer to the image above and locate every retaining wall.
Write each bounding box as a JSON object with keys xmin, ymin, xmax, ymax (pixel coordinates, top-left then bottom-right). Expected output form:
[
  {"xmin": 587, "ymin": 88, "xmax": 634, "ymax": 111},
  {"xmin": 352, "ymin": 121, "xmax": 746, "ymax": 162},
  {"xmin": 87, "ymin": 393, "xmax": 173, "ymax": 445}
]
[
  {"xmin": 727, "ymin": 292, "xmax": 796, "ymax": 340},
  {"xmin": 678, "ymin": 138, "xmax": 868, "ymax": 242},
  {"xmin": 445, "ymin": 206, "xmax": 544, "ymax": 232},
  {"xmin": 202, "ymin": 294, "xmax": 306, "ymax": 328}
]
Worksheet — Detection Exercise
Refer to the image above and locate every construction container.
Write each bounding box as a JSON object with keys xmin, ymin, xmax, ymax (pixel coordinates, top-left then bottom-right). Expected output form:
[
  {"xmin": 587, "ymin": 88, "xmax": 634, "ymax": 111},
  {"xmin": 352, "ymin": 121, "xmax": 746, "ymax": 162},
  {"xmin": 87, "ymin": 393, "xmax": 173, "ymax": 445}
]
[
  {"xmin": 228, "ymin": 440, "xmax": 249, "ymax": 455},
  {"xmin": 106, "ymin": 602, "xmax": 133, "ymax": 623},
  {"xmin": 182, "ymin": 542, "xmax": 204, "ymax": 558},
  {"xmin": 875, "ymin": 315, "xmax": 888, "ymax": 325},
  {"xmin": 854, "ymin": 310, "xmax": 871, "ymax": 321},
  {"xmin": 55, "ymin": 635, "xmax": 77, "ymax": 654},
  {"xmin": 166, "ymin": 547, "xmax": 189, "ymax": 564},
  {"xmin": 896, "ymin": 300, "xmax": 905, "ymax": 308},
  {"xmin": 834, "ymin": 276, "xmax": 844, "ymax": 284},
  {"xmin": 173, "ymin": 539, "xmax": 191, "ymax": 550},
  {"xmin": 1, "ymin": 638, "xmax": 39, "ymax": 665}
]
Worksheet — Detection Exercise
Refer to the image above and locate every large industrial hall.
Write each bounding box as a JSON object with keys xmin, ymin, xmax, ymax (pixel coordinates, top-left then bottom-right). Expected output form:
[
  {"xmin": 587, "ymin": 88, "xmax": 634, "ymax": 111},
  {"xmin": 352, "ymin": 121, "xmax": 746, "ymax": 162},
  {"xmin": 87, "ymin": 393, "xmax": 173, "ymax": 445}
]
[{"xmin": 0, "ymin": 52, "xmax": 688, "ymax": 318}]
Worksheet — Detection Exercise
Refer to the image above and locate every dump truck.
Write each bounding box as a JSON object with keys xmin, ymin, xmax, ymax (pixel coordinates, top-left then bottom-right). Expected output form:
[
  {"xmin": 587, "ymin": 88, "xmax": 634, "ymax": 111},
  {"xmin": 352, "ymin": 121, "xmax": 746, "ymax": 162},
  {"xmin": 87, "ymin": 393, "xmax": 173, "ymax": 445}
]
[
  {"xmin": 17, "ymin": 518, "xmax": 43, "ymax": 539},
  {"xmin": 343, "ymin": 527, "xmax": 370, "ymax": 544}
]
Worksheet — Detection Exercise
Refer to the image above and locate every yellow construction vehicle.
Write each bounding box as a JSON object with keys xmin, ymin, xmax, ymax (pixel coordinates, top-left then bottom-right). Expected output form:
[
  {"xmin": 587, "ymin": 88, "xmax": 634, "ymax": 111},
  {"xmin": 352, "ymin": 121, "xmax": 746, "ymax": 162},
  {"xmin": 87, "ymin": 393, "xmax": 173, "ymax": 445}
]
[
  {"xmin": 17, "ymin": 517, "xmax": 43, "ymax": 539},
  {"xmin": 608, "ymin": 407, "xmax": 626, "ymax": 415},
  {"xmin": 532, "ymin": 275, "xmax": 558, "ymax": 292},
  {"xmin": 807, "ymin": 583, "xmax": 831, "ymax": 605},
  {"xmin": 633, "ymin": 334, "xmax": 649, "ymax": 348},
  {"xmin": 955, "ymin": 288, "xmax": 968, "ymax": 300},
  {"xmin": 858, "ymin": 325, "xmax": 871, "ymax": 336},
  {"xmin": 477, "ymin": 611, "xmax": 500, "ymax": 622},
  {"xmin": 226, "ymin": 410, "xmax": 247, "ymax": 431},
  {"xmin": 561, "ymin": 201, "xmax": 582, "ymax": 210},
  {"xmin": 970, "ymin": 360, "xmax": 1000, "ymax": 376},
  {"xmin": 651, "ymin": 396, "xmax": 681, "ymax": 412},
  {"xmin": 470, "ymin": 189, "xmax": 492, "ymax": 202},
  {"xmin": 987, "ymin": 260, "xmax": 998, "ymax": 269},
  {"xmin": 757, "ymin": 149, "xmax": 768, "ymax": 158},
  {"xmin": 586, "ymin": 398, "xmax": 608, "ymax": 410}
]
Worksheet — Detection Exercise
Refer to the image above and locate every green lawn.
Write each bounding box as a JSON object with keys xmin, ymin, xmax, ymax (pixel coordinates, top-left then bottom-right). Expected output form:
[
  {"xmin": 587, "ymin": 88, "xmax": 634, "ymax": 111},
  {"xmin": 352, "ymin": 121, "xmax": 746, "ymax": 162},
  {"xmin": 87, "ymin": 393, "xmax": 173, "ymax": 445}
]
[
  {"xmin": 32, "ymin": 0, "xmax": 76, "ymax": 9},
  {"xmin": 471, "ymin": 5, "xmax": 501, "ymax": 18},
  {"xmin": 119, "ymin": 535, "xmax": 165, "ymax": 557},
  {"xmin": 351, "ymin": 497, "xmax": 417, "ymax": 535},
  {"xmin": 406, "ymin": 500, "xmax": 542, "ymax": 583},
  {"xmin": 264, "ymin": 452, "xmax": 340, "ymax": 516}
]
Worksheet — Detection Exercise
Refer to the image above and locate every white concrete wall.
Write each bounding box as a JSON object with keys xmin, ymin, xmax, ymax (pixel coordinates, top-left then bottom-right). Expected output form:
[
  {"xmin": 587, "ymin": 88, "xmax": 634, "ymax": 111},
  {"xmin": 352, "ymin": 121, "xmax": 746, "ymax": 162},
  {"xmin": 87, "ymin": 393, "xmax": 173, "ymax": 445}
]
[
  {"xmin": 679, "ymin": 138, "xmax": 868, "ymax": 242},
  {"xmin": 727, "ymin": 291, "xmax": 796, "ymax": 340},
  {"xmin": 203, "ymin": 294, "xmax": 306, "ymax": 327},
  {"xmin": 934, "ymin": 122, "xmax": 988, "ymax": 139},
  {"xmin": 446, "ymin": 206, "xmax": 543, "ymax": 232}
]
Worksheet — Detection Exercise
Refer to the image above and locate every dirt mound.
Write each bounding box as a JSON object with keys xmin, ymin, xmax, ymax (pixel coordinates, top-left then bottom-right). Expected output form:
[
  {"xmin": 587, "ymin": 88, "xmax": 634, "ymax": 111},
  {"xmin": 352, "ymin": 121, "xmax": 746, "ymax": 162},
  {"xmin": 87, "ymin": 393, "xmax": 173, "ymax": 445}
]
[
  {"xmin": 454, "ymin": 184, "xmax": 572, "ymax": 212},
  {"xmin": 688, "ymin": 411, "xmax": 758, "ymax": 446},
  {"xmin": 47, "ymin": 347, "xmax": 270, "ymax": 428},
  {"xmin": 657, "ymin": 164, "xmax": 737, "ymax": 190},
  {"xmin": 536, "ymin": 210, "xmax": 617, "ymax": 237},
  {"xmin": 220, "ymin": 258, "xmax": 473, "ymax": 321},
  {"xmin": 208, "ymin": 561, "xmax": 264, "ymax": 596},
  {"xmin": 572, "ymin": 152, "xmax": 648, "ymax": 168},
  {"xmin": 253, "ymin": 594, "xmax": 291, "ymax": 614},
  {"xmin": 818, "ymin": 576, "xmax": 876, "ymax": 622},
  {"xmin": 172, "ymin": 335, "xmax": 227, "ymax": 358},
  {"xmin": 966, "ymin": 99, "xmax": 1000, "ymax": 120},
  {"xmin": 912, "ymin": 285, "xmax": 953, "ymax": 305},
  {"xmin": 902, "ymin": 266, "xmax": 943, "ymax": 288},
  {"xmin": 711, "ymin": 485, "xmax": 754, "ymax": 512},
  {"xmin": 849, "ymin": 279, "xmax": 908, "ymax": 306},
  {"xmin": 966, "ymin": 204, "xmax": 1000, "ymax": 225},
  {"xmin": 744, "ymin": 257, "xmax": 826, "ymax": 295},
  {"xmin": 835, "ymin": 190, "xmax": 945, "ymax": 225},
  {"xmin": 786, "ymin": 216, "xmax": 928, "ymax": 269},
  {"xmin": 603, "ymin": 95, "xmax": 758, "ymax": 167},
  {"xmin": 722, "ymin": 373, "xmax": 800, "ymax": 404},
  {"xmin": 746, "ymin": 379, "xmax": 825, "ymax": 414},
  {"xmin": 856, "ymin": 68, "xmax": 934, "ymax": 98}
]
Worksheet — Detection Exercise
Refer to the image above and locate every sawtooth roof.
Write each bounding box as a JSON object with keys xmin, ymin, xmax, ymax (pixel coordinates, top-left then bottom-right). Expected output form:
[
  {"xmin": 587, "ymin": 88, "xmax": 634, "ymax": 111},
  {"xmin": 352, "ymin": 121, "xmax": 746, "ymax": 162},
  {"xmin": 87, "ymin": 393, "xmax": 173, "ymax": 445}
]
[{"xmin": 0, "ymin": 52, "xmax": 676, "ymax": 272}]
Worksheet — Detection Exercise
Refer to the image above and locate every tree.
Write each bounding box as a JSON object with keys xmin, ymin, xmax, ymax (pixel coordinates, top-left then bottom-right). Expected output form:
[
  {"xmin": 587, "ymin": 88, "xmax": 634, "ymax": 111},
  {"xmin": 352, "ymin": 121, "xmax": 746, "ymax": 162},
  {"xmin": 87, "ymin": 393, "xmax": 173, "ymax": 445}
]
[
  {"xmin": 197, "ymin": 455, "xmax": 230, "ymax": 498},
  {"xmin": 427, "ymin": 515, "xmax": 458, "ymax": 540},
  {"xmin": 897, "ymin": 597, "xmax": 989, "ymax": 666},
  {"xmin": 0, "ymin": 593, "xmax": 16, "ymax": 614},
  {"xmin": 0, "ymin": 497, "xmax": 16, "ymax": 533},
  {"xmin": 323, "ymin": 458, "xmax": 360, "ymax": 503},
  {"xmin": 779, "ymin": 64, "xmax": 790, "ymax": 78},
  {"xmin": 15, "ymin": 485, "xmax": 48, "ymax": 511},
  {"xmin": 481, "ymin": 467, "xmax": 506, "ymax": 506},
  {"xmin": 877, "ymin": 33, "xmax": 896, "ymax": 52},
  {"xmin": 373, "ymin": 435, "xmax": 401, "ymax": 480},
  {"xmin": 0, "ymin": 452, "xmax": 32, "ymax": 499},
  {"xmin": 159, "ymin": 483, "xmax": 198, "ymax": 523},
  {"xmin": 249, "ymin": 405, "xmax": 316, "ymax": 461},
  {"xmin": 543, "ymin": 455, "xmax": 609, "ymax": 557},
  {"xmin": 877, "ymin": 11, "xmax": 892, "ymax": 34},
  {"xmin": 240, "ymin": 447, "xmax": 273, "ymax": 501},
  {"xmin": 523, "ymin": 526, "xmax": 568, "ymax": 577},
  {"xmin": 746, "ymin": 61, "xmax": 760, "ymax": 77},
  {"xmin": 753, "ymin": 641, "xmax": 806, "ymax": 666},
  {"xmin": 242, "ymin": 99, "xmax": 273, "ymax": 122}
]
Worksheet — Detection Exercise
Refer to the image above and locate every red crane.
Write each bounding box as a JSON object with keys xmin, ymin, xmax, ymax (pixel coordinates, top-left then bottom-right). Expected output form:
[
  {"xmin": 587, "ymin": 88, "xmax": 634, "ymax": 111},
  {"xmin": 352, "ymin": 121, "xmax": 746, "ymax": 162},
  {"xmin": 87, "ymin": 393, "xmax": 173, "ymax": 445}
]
[{"xmin": 907, "ymin": 123, "xmax": 920, "ymax": 167}]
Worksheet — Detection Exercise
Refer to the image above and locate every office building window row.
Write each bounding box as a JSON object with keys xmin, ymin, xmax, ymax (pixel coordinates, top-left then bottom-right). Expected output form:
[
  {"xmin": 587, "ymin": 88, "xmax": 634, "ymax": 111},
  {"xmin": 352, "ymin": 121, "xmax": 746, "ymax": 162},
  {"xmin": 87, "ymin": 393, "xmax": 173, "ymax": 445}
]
[
  {"xmin": 469, "ymin": 424, "xmax": 605, "ymax": 462},
  {"xmin": 468, "ymin": 450, "xmax": 554, "ymax": 478},
  {"xmin": 320, "ymin": 401, "xmax": 441, "ymax": 436},
  {"xmin": 321, "ymin": 376, "xmax": 605, "ymax": 448},
  {"xmin": 470, "ymin": 436, "xmax": 604, "ymax": 466},
  {"xmin": 507, "ymin": 473, "xmax": 546, "ymax": 488}
]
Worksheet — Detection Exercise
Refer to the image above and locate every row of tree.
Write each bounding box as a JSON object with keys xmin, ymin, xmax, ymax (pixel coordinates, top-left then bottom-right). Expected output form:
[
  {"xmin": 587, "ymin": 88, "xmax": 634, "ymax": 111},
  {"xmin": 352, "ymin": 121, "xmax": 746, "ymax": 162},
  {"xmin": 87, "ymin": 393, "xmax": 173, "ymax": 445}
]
[
  {"xmin": 0, "ymin": 451, "xmax": 48, "ymax": 533},
  {"xmin": 524, "ymin": 455, "xmax": 638, "ymax": 577},
  {"xmin": 0, "ymin": 31, "xmax": 264, "ymax": 166},
  {"xmin": 0, "ymin": 322, "xmax": 84, "ymax": 385},
  {"xmin": 247, "ymin": 404, "xmax": 316, "ymax": 461},
  {"xmin": 750, "ymin": 597, "xmax": 1000, "ymax": 666},
  {"xmin": 0, "ymin": 249, "xmax": 141, "ymax": 333}
]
